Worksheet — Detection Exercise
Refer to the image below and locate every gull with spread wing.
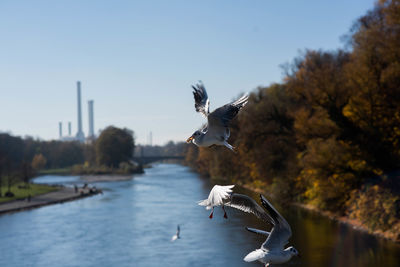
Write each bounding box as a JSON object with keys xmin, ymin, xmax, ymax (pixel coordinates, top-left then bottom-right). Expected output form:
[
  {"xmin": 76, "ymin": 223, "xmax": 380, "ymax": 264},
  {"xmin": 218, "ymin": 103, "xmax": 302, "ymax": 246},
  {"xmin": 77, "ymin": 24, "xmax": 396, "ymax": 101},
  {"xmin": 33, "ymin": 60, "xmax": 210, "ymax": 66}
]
[
  {"xmin": 226, "ymin": 194, "xmax": 300, "ymax": 266},
  {"xmin": 171, "ymin": 225, "xmax": 180, "ymax": 242},
  {"xmin": 198, "ymin": 185, "xmax": 234, "ymax": 219},
  {"xmin": 186, "ymin": 81, "xmax": 249, "ymax": 151}
]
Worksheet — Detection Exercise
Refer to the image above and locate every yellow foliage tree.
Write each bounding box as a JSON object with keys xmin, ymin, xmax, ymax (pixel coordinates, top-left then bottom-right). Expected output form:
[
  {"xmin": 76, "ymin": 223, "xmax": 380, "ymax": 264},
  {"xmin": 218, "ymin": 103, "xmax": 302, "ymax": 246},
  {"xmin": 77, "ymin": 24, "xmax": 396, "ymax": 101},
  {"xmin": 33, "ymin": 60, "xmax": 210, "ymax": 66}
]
[{"xmin": 31, "ymin": 154, "xmax": 47, "ymax": 171}]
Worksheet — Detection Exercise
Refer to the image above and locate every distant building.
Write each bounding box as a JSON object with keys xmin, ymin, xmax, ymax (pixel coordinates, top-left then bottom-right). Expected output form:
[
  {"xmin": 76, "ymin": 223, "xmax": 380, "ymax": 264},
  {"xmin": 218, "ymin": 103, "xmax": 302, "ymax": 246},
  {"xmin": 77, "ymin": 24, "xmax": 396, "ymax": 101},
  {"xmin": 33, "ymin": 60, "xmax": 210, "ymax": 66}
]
[
  {"xmin": 76, "ymin": 81, "xmax": 85, "ymax": 142},
  {"xmin": 87, "ymin": 100, "xmax": 95, "ymax": 141},
  {"xmin": 59, "ymin": 122, "xmax": 63, "ymax": 139},
  {"xmin": 57, "ymin": 81, "xmax": 96, "ymax": 143},
  {"xmin": 68, "ymin": 121, "xmax": 72, "ymax": 136}
]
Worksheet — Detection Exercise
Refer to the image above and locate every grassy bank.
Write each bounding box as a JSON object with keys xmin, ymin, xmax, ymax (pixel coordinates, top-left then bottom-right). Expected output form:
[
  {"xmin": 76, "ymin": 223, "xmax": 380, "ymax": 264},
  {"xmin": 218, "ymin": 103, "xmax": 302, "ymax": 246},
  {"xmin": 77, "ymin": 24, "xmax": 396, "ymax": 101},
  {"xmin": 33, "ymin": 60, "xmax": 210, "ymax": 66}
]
[{"xmin": 0, "ymin": 183, "xmax": 58, "ymax": 203}]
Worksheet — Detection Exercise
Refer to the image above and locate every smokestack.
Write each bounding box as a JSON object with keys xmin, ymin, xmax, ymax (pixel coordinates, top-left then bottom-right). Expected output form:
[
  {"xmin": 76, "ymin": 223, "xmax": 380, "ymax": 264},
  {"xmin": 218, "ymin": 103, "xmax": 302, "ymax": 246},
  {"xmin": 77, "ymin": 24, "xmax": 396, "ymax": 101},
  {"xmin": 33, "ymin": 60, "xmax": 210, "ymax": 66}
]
[
  {"xmin": 76, "ymin": 81, "xmax": 85, "ymax": 142},
  {"xmin": 149, "ymin": 131, "xmax": 152, "ymax": 146},
  {"xmin": 59, "ymin": 122, "xmax": 63, "ymax": 139},
  {"xmin": 88, "ymin": 100, "xmax": 94, "ymax": 138},
  {"xmin": 68, "ymin": 122, "xmax": 72, "ymax": 136},
  {"xmin": 77, "ymin": 81, "xmax": 82, "ymax": 133}
]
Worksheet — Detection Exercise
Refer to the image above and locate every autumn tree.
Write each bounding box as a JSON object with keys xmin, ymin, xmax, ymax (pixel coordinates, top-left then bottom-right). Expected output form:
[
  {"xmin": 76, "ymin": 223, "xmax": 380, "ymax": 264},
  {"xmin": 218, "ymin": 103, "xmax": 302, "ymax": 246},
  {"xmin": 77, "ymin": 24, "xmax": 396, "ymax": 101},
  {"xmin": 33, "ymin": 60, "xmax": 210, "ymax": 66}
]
[
  {"xmin": 182, "ymin": 0, "xmax": 400, "ymax": 230},
  {"xmin": 343, "ymin": 0, "xmax": 400, "ymax": 172},
  {"xmin": 31, "ymin": 154, "xmax": 47, "ymax": 171}
]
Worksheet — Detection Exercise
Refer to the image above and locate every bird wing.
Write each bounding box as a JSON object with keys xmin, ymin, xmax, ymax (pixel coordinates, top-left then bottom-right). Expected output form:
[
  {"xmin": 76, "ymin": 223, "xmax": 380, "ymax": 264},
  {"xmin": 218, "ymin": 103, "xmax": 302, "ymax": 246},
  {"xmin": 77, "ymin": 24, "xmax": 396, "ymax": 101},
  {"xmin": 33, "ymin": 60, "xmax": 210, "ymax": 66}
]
[
  {"xmin": 192, "ymin": 81, "xmax": 210, "ymax": 117},
  {"xmin": 259, "ymin": 194, "xmax": 292, "ymax": 251},
  {"xmin": 225, "ymin": 193, "xmax": 275, "ymax": 225},
  {"xmin": 207, "ymin": 93, "xmax": 249, "ymax": 129},
  {"xmin": 243, "ymin": 249, "xmax": 266, "ymax": 262},
  {"xmin": 245, "ymin": 227, "xmax": 270, "ymax": 237}
]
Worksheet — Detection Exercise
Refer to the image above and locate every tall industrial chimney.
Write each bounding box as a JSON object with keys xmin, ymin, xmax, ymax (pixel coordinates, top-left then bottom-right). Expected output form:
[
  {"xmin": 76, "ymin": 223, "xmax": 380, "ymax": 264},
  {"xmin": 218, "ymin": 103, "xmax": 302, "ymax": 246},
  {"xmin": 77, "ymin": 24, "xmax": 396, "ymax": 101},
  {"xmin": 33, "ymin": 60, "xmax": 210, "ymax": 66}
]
[
  {"xmin": 88, "ymin": 100, "xmax": 94, "ymax": 138},
  {"xmin": 76, "ymin": 81, "xmax": 85, "ymax": 142},
  {"xmin": 59, "ymin": 122, "xmax": 63, "ymax": 139},
  {"xmin": 68, "ymin": 122, "xmax": 72, "ymax": 136},
  {"xmin": 149, "ymin": 131, "xmax": 153, "ymax": 146}
]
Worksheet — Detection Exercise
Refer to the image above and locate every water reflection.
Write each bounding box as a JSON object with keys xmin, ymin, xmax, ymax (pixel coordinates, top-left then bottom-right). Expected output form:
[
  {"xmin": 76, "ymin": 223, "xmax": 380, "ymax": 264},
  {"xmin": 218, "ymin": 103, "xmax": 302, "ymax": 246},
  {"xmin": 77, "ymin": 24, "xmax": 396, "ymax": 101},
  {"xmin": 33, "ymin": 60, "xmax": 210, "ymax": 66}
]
[
  {"xmin": 234, "ymin": 186, "xmax": 400, "ymax": 267},
  {"xmin": 0, "ymin": 164, "xmax": 399, "ymax": 267}
]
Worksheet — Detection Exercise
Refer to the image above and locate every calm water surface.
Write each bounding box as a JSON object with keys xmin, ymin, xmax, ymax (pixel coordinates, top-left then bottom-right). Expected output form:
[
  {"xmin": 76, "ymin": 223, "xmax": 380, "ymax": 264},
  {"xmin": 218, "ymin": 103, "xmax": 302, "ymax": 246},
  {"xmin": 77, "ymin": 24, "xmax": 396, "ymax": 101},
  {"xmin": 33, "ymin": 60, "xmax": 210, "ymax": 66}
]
[{"xmin": 0, "ymin": 164, "xmax": 399, "ymax": 267}]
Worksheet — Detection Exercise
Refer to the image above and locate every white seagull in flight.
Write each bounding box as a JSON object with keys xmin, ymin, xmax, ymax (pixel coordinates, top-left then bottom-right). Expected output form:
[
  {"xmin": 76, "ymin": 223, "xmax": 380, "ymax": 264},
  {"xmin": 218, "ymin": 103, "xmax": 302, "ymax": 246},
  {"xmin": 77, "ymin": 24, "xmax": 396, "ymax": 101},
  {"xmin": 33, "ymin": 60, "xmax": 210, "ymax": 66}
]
[
  {"xmin": 171, "ymin": 225, "xmax": 180, "ymax": 242},
  {"xmin": 198, "ymin": 185, "xmax": 234, "ymax": 219},
  {"xmin": 186, "ymin": 81, "xmax": 249, "ymax": 151},
  {"xmin": 226, "ymin": 194, "xmax": 300, "ymax": 266}
]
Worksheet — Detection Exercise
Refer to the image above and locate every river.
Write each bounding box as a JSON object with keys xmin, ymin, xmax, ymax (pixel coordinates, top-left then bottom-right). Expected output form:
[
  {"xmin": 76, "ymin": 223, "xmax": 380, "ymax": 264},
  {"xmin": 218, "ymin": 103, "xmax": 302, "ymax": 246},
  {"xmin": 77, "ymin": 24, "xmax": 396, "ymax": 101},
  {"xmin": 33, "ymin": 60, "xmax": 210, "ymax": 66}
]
[{"xmin": 0, "ymin": 163, "xmax": 399, "ymax": 267}]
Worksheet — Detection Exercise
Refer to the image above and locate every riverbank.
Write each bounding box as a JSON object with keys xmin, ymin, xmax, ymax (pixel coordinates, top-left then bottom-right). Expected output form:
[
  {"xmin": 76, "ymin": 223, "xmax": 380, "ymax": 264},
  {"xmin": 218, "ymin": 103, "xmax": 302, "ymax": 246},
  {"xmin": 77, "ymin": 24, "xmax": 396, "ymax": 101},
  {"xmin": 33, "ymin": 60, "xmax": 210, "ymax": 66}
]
[
  {"xmin": 0, "ymin": 172, "xmax": 137, "ymax": 215},
  {"xmin": 0, "ymin": 183, "xmax": 58, "ymax": 203},
  {"xmin": 238, "ymin": 182, "xmax": 400, "ymax": 243},
  {"xmin": 293, "ymin": 202, "xmax": 400, "ymax": 243},
  {"xmin": 38, "ymin": 168, "xmax": 71, "ymax": 175},
  {"xmin": 0, "ymin": 186, "xmax": 101, "ymax": 215},
  {"xmin": 80, "ymin": 174, "xmax": 134, "ymax": 183},
  {"xmin": 39, "ymin": 164, "xmax": 144, "ymax": 176}
]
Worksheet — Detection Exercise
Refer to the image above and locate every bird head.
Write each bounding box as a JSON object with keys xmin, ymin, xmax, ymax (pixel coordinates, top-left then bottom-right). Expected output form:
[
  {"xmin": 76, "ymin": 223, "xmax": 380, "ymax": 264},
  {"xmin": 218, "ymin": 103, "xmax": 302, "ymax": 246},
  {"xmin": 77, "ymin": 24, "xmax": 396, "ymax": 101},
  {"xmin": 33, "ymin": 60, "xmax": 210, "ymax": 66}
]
[
  {"xmin": 286, "ymin": 246, "xmax": 300, "ymax": 258},
  {"xmin": 186, "ymin": 130, "xmax": 202, "ymax": 143}
]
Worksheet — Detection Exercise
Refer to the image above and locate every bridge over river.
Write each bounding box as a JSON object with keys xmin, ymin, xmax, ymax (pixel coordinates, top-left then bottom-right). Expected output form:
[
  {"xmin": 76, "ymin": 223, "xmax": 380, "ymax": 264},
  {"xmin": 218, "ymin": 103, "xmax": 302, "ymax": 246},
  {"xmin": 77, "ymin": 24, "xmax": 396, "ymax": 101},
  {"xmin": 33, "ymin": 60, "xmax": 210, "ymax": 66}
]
[{"xmin": 132, "ymin": 155, "xmax": 184, "ymax": 165}]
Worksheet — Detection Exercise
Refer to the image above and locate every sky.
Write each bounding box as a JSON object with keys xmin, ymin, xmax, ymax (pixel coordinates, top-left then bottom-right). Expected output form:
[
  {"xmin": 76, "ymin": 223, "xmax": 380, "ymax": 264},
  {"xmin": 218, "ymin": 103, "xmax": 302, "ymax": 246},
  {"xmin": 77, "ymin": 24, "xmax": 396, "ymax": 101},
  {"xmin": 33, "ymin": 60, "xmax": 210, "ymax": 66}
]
[{"xmin": 0, "ymin": 0, "xmax": 376, "ymax": 145}]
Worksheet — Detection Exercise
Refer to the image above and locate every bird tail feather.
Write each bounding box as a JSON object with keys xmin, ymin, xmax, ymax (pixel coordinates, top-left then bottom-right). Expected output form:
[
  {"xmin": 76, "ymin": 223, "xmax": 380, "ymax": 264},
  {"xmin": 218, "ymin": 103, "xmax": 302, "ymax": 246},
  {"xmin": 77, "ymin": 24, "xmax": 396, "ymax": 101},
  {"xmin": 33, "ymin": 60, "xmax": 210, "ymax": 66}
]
[
  {"xmin": 197, "ymin": 199, "xmax": 209, "ymax": 207},
  {"xmin": 244, "ymin": 249, "xmax": 265, "ymax": 262}
]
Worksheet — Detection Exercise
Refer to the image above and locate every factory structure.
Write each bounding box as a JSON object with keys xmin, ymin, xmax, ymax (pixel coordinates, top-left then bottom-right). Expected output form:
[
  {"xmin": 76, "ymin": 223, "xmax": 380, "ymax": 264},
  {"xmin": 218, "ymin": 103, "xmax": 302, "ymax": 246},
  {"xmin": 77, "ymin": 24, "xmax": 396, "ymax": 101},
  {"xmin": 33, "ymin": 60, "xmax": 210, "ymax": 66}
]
[{"xmin": 58, "ymin": 81, "xmax": 96, "ymax": 143}]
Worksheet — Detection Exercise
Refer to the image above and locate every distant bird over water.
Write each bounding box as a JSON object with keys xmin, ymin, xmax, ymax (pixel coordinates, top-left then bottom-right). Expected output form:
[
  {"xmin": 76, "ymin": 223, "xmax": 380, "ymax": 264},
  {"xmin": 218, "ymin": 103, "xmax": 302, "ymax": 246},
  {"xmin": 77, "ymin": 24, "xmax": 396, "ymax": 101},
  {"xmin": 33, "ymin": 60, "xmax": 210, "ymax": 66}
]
[
  {"xmin": 198, "ymin": 185, "xmax": 234, "ymax": 219},
  {"xmin": 226, "ymin": 194, "xmax": 300, "ymax": 266},
  {"xmin": 171, "ymin": 225, "xmax": 180, "ymax": 242},
  {"xmin": 186, "ymin": 81, "xmax": 249, "ymax": 151}
]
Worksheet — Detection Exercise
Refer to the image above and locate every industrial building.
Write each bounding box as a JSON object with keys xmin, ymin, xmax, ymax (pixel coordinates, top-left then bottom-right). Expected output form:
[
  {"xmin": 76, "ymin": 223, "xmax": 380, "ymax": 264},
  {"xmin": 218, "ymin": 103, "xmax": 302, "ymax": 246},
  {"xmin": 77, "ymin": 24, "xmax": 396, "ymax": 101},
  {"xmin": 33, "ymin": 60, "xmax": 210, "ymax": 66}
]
[{"xmin": 59, "ymin": 81, "xmax": 95, "ymax": 143}]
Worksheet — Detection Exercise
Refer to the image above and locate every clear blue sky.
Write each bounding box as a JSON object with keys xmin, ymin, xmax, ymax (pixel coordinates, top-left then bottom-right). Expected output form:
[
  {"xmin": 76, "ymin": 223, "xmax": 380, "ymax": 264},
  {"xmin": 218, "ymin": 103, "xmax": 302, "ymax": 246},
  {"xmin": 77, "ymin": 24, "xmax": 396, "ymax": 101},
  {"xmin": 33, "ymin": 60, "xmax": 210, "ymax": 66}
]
[{"xmin": 0, "ymin": 0, "xmax": 376, "ymax": 145}]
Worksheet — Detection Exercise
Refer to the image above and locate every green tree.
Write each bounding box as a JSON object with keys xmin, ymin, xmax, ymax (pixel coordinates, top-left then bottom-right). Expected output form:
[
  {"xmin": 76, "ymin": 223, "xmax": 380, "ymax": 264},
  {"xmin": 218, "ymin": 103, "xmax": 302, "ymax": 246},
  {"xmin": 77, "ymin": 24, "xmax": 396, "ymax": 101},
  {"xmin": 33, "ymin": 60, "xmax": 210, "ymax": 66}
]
[
  {"xmin": 95, "ymin": 126, "xmax": 135, "ymax": 167},
  {"xmin": 0, "ymin": 134, "xmax": 24, "ymax": 196},
  {"xmin": 22, "ymin": 161, "xmax": 34, "ymax": 186}
]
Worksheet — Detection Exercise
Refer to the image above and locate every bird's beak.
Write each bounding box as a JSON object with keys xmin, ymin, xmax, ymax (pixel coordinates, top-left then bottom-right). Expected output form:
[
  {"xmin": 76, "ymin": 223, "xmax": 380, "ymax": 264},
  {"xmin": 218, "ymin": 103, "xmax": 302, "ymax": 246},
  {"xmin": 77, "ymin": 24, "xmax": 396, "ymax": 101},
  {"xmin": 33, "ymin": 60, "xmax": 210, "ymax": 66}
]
[
  {"xmin": 186, "ymin": 135, "xmax": 194, "ymax": 143},
  {"xmin": 297, "ymin": 253, "xmax": 301, "ymax": 258}
]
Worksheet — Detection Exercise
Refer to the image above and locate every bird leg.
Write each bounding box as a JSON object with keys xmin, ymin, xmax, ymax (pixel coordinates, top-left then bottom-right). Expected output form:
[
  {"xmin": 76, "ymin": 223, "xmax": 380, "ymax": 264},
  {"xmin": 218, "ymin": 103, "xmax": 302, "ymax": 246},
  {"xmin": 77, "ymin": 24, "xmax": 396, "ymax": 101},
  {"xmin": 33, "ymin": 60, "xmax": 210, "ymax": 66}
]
[
  {"xmin": 209, "ymin": 207, "xmax": 214, "ymax": 219},
  {"xmin": 222, "ymin": 205, "xmax": 228, "ymax": 219}
]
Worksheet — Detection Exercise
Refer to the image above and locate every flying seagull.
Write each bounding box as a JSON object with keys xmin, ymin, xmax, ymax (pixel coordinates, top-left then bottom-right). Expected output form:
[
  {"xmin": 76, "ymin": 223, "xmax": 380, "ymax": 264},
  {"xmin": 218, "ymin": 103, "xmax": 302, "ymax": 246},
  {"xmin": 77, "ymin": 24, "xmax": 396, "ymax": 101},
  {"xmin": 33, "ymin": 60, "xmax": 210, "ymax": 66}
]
[
  {"xmin": 198, "ymin": 185, "xmax": 234, "ymax": 219},
  {"xmin": 171, "ymin": 225, "xmax": 180, "ymax": 242},
  {"xmin": 186, "ymin": 81, "xmax": 249, "ymax": 151},
  {"xmin": 226, "ymin": 194, "xmax": 300, "ymax": 266}
]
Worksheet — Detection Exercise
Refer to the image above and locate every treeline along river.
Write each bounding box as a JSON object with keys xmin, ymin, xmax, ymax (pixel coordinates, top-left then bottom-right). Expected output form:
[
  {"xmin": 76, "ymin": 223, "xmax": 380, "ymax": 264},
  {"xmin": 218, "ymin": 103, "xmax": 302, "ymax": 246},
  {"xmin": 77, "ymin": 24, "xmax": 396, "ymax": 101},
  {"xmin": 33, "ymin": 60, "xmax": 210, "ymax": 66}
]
[{"xmin": 0, "ymin": 164, "xmax": 399, "ymax": 266}]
